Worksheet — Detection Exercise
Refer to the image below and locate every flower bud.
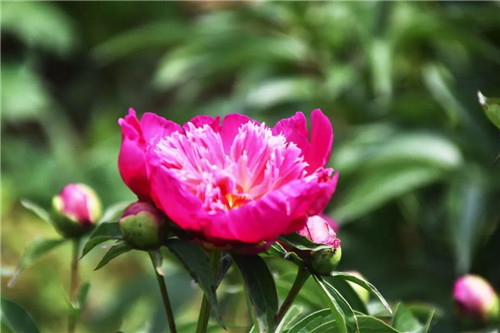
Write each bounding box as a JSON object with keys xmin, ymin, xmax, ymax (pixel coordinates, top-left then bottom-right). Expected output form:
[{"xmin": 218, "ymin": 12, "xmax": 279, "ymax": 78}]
[
  {"xmin": 297, "ymin": 215, "xmax": 342, "ymax": 275},
  {"xmin": 51, "ymin": 183, "xmax": 101, "ymax": 238},
  {"xmin": 119, "ymin": 201, "xmax": 168, "ymax": 250},
  {"xmin": 453, "ymin": 275, "xmax": 499, "ymax": 322}
]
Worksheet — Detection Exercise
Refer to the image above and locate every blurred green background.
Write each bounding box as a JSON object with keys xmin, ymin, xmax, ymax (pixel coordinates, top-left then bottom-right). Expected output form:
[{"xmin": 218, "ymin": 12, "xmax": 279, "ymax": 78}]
[{"xmin": 1, "ymin": 1, "xmax": 500, "ymax": 332}]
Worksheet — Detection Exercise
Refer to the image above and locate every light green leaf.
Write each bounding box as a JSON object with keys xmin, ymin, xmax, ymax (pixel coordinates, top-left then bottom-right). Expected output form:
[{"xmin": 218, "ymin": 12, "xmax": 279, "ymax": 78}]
[
  {"xmin": 313, "ymin": 276, "xmax": 348, "ymax": 333},
  {"xmin": 319, "ymin": 278, "xmax": 359, "ymax": 332},
  {"xmin": 329, "ymin": 272, "xmax": 391, "ymax": 313},
  {"xmin": 391, "ymin": 303, "xmax": 424, "ymax": 333},
  {"xmin": 275, "ymin": 305, "xmax": 302, "ymax": 333},
  {"xmin": 20, "ymin": 199, "xmax": 52, "ymax": 226},
  {"xmin": 8, "ymin": 238, "xmax": 66, "ymax": 287},
  {"xmin": 332, "ymin": 164, "xmax": 443, "ymax": 222},
  {"xmin": 0, "ymin": 297, "xmax": 40, "ymax": 333},
  {"xmin": 287, "ymin": 309, "xmax": 334, "ymax": 333},
  {"xmin": 478, "ymin": 91, "xmax": 500, "ymax": 130},
  {"xmin": 233, "ymin": 254, "xmax": 278, "ymax": 333},
  {"xmin": 81, "ymin": 222, "xmax": 123, "ymax": 259},
  {"xmin": 94, "ymin": 241, "xmax": 132, "ymax": 271}
]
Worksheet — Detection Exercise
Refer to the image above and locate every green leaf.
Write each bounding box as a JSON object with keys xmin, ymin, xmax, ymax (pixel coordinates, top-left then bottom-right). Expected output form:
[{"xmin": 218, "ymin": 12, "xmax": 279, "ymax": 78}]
[
  {"xmin": 328, "ymin": 277, "xmax": 368, "ymax": 314},
  {"xmin": 279, "ymin": 233, "xmax": 331, "ymax": 252},
  {"xmin": 329, "ymin": 272, "xmax": 392, "ymax": 314},
  {"xmin": 287, "ymin": 309, "xmax": 334, "ymax": 333},
  {"xmin": 166, "ymin": 239, "xmax": 223, "ymax": 326},
  {"xmin": 8, "ymin": 238, "xmax": 66, "ymax": 287},
  {"xmin": 20, "ymin": 199, "xmax": 53, "ymax": 226},
  {"xmin": 81, "ymin": 222, "xmax": 122, "ymax": 259},
  {"xmin": 312, "ymin": 276, "xmax": 348, "ymax": 333},
  {"xmin": 265, "ymin": 243, "xmax": 303, "ymax": 266},
  {"xmin": 233, "ymin": 254, "xmax": 278, "ymax": 333},
  {"xmin": 0, "ymin": 297, "xmax": 40, "ymax": 333},
  {"xmin": 391, "ymin": 303, "xmax": 424, "ymax": 333},
  {"xmin": 275, "ymin": 305, "xmax": 302, "ymax": 333},
  {"xmin": 478, "ymin": 91, "xmax": 500, "ymax": 129},
  {"xmin": 68, "ymin": 283, "xmax": 91, "ymax": 324},
  {"xmin": 357, "ymin": 314, "xmax": 400, "ymax": 333},
  {"xmin": 98, "ymin": 202, "xmax": 130, "ymax": 224},
  {"xmin": 318, "ymin": 277, "xmax": 359, "ymax": 333},
  {"xmin": 332, "ymin": 163, "xmax": 443, "ymax": 223},
  {"xmin": 94, "ymin": 241, "xmax": 132, "ymax": 271}
]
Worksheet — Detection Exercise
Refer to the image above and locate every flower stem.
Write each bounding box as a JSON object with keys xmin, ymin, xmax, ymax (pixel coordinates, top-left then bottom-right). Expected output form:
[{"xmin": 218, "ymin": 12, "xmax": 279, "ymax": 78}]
[
  {"xmin": 149, "ymin": 252, "xmax": 177, "ymax": 333},
  {"xmin": 195, "ymin": 250, "xmax": 221, "ymax": 333},
  {"xmin": 68, "ymin": 238, "xmax": 80, "ymax": 333},
  {"xmin": 276, "ymin": 266, "xmax": 310, "ymax": 325}
]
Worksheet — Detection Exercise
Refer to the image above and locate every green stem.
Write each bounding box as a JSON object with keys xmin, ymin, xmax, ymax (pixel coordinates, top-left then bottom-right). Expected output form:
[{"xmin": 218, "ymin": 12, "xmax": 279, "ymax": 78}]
[
  {"xmin": 149, "ymin": 252, "xmax": 177, "ymax": 333},
  {"xmin": 276, "ymin": 266, "xmax": 310, "ymax": 325},
  {"xmin": 68, "ymin": 239, "xmax": 80, "ymax": 333},
  {"xmin": 195, "ymin": 250, "xmax": 221, "ymax": 333}
]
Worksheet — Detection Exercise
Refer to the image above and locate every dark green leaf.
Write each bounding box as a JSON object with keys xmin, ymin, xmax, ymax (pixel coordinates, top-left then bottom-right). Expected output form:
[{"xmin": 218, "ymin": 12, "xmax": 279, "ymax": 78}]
[
  {"xmin": 279, "ymin": 233, "xmax": 331, "ymax": 252},
  {"xmin": 81, "ymin": 222, "xmax": 122, "ymax": 259},
  {"xmin": 391, "ymin": 303, "xmax": 423, "ymax": 333},
  {"xmin": 312, "ymin": 276, "xmax": 347, "ymax": 333},
  {"xmin": 328, "ymin": 276, "xmax": 368, "ymax": 314},
  {"xmin": 166, "ymin": 239, "xmax": 223, "ymax": 326},
  {"xmin": 94, "ymin": 241, "xmax": 131, "ymax": 270},
  {"xmin": 233, "ymin": 254, "xmax": 278, "ymax": 333},
  {"xmin": 318, "ymin": 277, "xmax": 359, "ymax": 333},
  {"xmin": 329, "ymin": 272, "xmax": 392, "ymax": 313},
  {"xmin": 8, "ymin": 238, "xmax": 66, "ymax": 287},
  {"xmin": 0, "ymin": 297, "xmax": 40, "ymax": 333}
]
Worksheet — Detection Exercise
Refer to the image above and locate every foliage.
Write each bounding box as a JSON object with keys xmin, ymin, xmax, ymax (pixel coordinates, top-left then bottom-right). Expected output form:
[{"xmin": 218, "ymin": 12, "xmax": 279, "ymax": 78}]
[{"xmin": 2, "ymin": 1, "xmax": 500, "ymax": 332}]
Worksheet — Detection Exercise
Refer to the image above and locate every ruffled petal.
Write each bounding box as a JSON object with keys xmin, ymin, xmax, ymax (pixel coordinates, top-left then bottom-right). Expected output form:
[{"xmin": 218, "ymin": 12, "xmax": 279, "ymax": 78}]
[
  {"xmin": 272, "ymin": 112, "xmax": 310, "ymax": 154},
  {"xmin": 185, "ymin": 115, "xmax": 221, "ymax": 132},
  {"xmin": 140, "ymin": 112, "xmax": 182, "ymax": 144}
]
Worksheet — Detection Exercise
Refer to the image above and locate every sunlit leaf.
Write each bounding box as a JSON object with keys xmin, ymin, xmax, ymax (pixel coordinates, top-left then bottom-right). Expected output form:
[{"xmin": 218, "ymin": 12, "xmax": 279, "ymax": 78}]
[
  {"xmin": 94, "ymin": 241, "xmax": 132, "ymax": 271},
  {"xmin": 478, "ymin": 91, "xmax": 500, "ymax": 130},
  {"xmin": 81, "ymin": 222, "xmax": 123, "ymax": 259}
]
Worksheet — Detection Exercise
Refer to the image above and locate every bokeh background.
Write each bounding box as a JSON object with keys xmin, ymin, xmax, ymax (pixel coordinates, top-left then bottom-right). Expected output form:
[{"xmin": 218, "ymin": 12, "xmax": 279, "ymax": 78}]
[{"xmin": 2, "ymin": 1, "xmax": 500, "ymax": 332}]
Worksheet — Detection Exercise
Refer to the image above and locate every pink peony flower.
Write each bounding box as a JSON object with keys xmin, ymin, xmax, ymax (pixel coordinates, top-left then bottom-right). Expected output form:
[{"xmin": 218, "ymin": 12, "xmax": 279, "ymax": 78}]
[
  {"xmin": 320, "ymin": 213, "xmax": 339, "ymax": 233},
  {"xmin": 453, "ymin": 274, "xmax": 499, "ymax": 321},
  {"xmin": 297, "ymin": 215, "xmax": 340, "ymax": 249},
  {"xmin": 118, "ymin": 109, "xmax": 338, "ymax": 247}
]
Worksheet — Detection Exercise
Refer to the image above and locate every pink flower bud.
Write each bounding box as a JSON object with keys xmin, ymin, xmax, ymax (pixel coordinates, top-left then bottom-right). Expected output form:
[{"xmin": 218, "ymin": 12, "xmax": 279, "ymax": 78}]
[
  {"xmin": 297, "ymin": 215, "xmax": 341, "ymax": 275},
  {"xmin": 52, "ymin": 183, "xmax": 101, "ymax": 237},
  {"xmin": 453, "ymin": 275, "xmax": 499, "ymax": 322},
  {"xmin": 119, "ymin": 201, "xmax": 168, "ymax": 250}
]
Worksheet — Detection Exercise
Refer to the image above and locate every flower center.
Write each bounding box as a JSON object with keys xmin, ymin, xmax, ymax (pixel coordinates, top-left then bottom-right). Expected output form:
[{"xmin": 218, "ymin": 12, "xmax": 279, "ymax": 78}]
[{"xmin": 155, "ymin": 121, "xmax": 308, "ymax": 213}]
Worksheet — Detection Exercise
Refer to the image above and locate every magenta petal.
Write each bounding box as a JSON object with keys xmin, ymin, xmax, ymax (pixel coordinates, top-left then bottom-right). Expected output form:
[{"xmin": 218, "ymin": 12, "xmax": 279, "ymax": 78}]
[
  {"xmin": 305, "ymin": 109, "xmax": 333, "ymax": 172},
  {"xmin": 185, "ymin": 115, "xmax": 221, "ymax": 132},
  {"xmin": 220, "ymin": 113, "xmax": 257, "ymax": 154},
  {"xmin": 204, "ymin": 178, "xmax": 323, "ymax": 243},
  {"xmin": 272, "ymin": 112, "xmax": 310, "ymax": 154},
  {"xmin": 148, "ymin": 162, "xmax": 206, "ymax": 232},
  {"xmin": 140, "ymin": 112, "xmax": 182, "ymax": 144}
]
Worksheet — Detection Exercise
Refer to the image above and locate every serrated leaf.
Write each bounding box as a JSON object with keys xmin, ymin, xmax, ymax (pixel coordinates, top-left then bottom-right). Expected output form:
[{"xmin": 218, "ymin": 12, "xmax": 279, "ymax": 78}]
[
  {"xmin": 166, "ymin": 239, "xmax": 223, "ymax": 327},
  {"xmin": 81, "ymin": 222, "xmax": 122, "ymax": 259},
  {"xmin": 279, "ymin": 233, "xmax": 331, "ymax": 252},
  {"xmin": 94, "ymin": 241, "xmax": 131, "ymax": 270},
  {"xmin": 8, "ymin": 238, "xmax": 66, "ymax": 287},
  {"xmin": 0, "ymin": 297, "xmax": 40, "ymax": 333},
  {"xmin": 20, "ymin": 199, "xmax": 53, "ymax": 226},
  {"xmin": 329, "ymin": 272, "xmax": 392, "ymax": 314},
  {"xmin": 317, "ymin": 277, "xmax": 359, "ymax": 333},
  {"xmin": 233, "ymin": 254, "xmax": 278, "ymax": 333}
]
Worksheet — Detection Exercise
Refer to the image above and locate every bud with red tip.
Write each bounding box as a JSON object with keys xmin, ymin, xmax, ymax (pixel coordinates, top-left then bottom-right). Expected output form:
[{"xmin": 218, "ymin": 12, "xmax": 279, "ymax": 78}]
[
  {"xmin": 119, "ymin": 201, "xmax": 168, "ymax": 250},
  {"xmin": 453, "ymin": 274, "xmax": 499, "ymax": 323},
  {"xmin": 52, "ymin": 183, "xmax": 101, "ymax": 238},
  {"xmin": 297, "ymin": 215, "xmax": 342, "ymax": 275}
]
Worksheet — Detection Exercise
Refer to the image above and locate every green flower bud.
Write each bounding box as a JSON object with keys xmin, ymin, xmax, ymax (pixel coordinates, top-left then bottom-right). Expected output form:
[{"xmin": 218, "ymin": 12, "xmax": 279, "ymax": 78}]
[
  {"xmin": 51, "ymin": 183, "xmax": 101, "ymax": 238},
  {"xmin": 119, "ymin": 201, "xmax": 168, "ymax": 250},
  {"xmin": 310, "ymin": 245, "xmax": 342, "ymax": 276}
]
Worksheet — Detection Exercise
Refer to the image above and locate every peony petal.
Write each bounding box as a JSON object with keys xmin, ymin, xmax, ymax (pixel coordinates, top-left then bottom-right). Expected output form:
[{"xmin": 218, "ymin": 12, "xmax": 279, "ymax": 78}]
[
  {"xmin": 305, "ymin": 109, "xmax": 333, "ymax": 172},
  {"xmin": 185, "ymin": 115, "xmax": 221, "ymax": 132},
  {"xmin": 220, "ymin": 113, "xmax": 257, "ymax": 154},
  {"xmin": 140, "ymin": 112, "xmax": 182, "ymax": 144},
  {"xmin": 272, "ymin": 112, "xmax": 310, "ymax": 154}
]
